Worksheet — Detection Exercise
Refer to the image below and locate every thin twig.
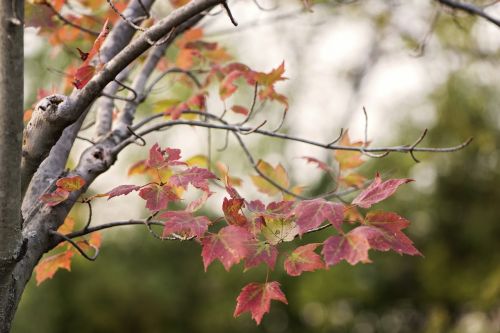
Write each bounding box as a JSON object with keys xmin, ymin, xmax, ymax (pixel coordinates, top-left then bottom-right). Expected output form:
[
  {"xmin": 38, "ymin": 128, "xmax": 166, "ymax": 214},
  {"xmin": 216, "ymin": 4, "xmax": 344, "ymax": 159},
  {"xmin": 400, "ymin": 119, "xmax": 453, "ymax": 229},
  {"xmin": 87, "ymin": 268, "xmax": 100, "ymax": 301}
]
[
  {"xmin": 49, "ymin": 230, "xmax": 99, "ymax": 261},
  {"xmin": 237, "ymin": 83, "xmax": 259, "ymax": 126},
  {"xmin": 327, "ymin": 128, "xmax": 344, "ymax": 146},
  {"xmin": 44, "ymin": 1, "xmax": 100, "ymax": 36},
  {"xmin": 76, "ymin": 135, "xmax": 96, "ymax": 145},
  {"xmin": 121, "ymin": 110, "xmax": 473, "ymax": 156},
  {"xmin": 437, "ymin": 0, "xmax": 500, "ymax": 28},
  {"xmin": 83, "ymin": 201, "xmax": 93, "ymax": 230},
  {"xmin": 127, "ymin": 126, "xmax": 147, "ymax": 146},
  {"xmin": 408, "ymin": 128, "xmax": 428, "ymax": 163},
  {"xmin": 222, "ymin": 1, "xmax": 238, "ymax": 26}
]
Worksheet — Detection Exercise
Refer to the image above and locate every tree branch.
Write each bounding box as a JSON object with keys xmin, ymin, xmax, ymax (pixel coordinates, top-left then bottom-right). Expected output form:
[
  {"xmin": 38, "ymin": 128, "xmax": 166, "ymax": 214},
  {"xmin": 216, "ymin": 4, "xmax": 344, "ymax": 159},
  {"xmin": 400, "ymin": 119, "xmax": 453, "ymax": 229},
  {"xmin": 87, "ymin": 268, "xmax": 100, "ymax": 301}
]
[
  {"xmin": 116, "ymin": 111, "xmax": 473, "ymax": 156},
  {"xmin": 436, "ymin": 0, "xmax": 500, "ymax": 28},
  {"xmin": 20, "ymin": 0, "xmax": 226, "ymax": 198}
]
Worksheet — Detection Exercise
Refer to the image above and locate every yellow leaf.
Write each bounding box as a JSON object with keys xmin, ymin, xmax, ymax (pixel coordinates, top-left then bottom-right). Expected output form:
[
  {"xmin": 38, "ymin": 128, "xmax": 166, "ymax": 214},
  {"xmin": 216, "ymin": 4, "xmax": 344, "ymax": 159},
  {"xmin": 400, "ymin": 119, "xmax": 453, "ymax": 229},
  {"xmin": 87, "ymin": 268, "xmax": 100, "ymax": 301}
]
[{"xmin": 250, "ymin": 160, "xmax": 289, "ymax": 196}]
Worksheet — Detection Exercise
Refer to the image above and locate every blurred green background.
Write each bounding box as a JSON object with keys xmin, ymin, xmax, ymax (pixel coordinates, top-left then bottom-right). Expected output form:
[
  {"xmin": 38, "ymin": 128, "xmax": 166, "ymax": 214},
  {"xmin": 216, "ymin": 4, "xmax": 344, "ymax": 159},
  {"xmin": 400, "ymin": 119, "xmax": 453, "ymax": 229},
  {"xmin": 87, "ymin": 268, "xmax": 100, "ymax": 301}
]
[{"xmin": 14, "ymin": 1, "xmax": 500, "ymax": 332}]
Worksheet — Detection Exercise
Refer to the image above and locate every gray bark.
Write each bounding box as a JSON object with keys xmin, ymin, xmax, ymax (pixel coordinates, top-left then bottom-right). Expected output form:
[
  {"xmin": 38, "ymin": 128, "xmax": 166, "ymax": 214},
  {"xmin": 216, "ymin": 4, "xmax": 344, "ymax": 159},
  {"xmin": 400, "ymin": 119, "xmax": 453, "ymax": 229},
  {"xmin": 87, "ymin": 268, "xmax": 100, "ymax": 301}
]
[{"xmin": 0, "ymin": 0, "xmax": 24, "ymax": 332}]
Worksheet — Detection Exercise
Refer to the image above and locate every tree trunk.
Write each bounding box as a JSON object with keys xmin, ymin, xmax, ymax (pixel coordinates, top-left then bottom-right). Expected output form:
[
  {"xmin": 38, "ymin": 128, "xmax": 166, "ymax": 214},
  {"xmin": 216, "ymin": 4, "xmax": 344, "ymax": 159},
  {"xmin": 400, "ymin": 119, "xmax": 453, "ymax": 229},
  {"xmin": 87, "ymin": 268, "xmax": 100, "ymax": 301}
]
[{"xmin": 0, "ymin": 0, "xmax": 24, "ymax": 331}]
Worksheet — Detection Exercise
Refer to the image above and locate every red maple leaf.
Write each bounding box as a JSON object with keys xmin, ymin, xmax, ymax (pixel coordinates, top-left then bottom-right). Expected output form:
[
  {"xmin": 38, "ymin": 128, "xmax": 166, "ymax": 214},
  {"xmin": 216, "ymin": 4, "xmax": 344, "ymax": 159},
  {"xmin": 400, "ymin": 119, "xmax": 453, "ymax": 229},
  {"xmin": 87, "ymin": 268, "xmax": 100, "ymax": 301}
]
[
  {"xmin": 138, "ymin": 184, "xmax": 179, "ymax": 212},
  {"xmin": 284, "ymin": 243, "xmax": 325, "ymax": 276},
  {"xmin": 201, "ymin": 225, "xmax": 253, "ymax": 271},
  {"xmin": 73, "ymin": 65, "xmax": 95, "ymax": 89},
  {"xmin": 169, "ymin": 166, "xmax": 217, "ymax": 193},
  {"xmin": 356, "ymin": 211, "xmax": 421, "ymax": 256},
  {"xmin": 322, "ymin": 233, "xmax": 371, "ymax": 266},
  {"xmin": 222, "ymin": 198, "xmax": 247, "ymax": 226},
  {"xmin": 160, "ymin": 211, "xmax": 211, "ymax": 238},
  {"xmin": 146, "ymin": 143, "xmax": 184, "ymax": 169},
  {"xmin": 352, "ymin": 173, "xmax": 413, "ymax": 208},
  {"xmin": 106, "ymin": 184, "xmax": 140, "ymax": 199},
  {"xmin": 247, "ymin": 200, "xmax": 294, "ymax": 219},
  {"xmin": 72, "ymin": 19, "xmax": 110, "ymax": 89},
  {"xmin": 244, "ymin": 240, "xmax": 278, "ymax": 270},
  {"xmin": 295, "ymin": 199, "xmax": 344, "ymax": 235},
  {"xmin": 234, "ymin": 281, "xmax": 288, "ymax": 325}
]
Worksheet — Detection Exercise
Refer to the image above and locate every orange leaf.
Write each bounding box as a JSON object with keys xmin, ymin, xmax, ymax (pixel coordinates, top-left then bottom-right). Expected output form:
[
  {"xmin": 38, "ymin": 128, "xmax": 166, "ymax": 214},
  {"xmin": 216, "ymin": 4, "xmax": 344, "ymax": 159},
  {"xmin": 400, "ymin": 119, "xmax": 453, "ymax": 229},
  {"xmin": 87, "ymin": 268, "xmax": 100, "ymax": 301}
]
[
  {"xmin": 56, "ymin": 176, "xmax": 86, "ymax": 192},
  {"xmin": 35, "ymin": 250, "xmax": 75, "ymax": 285}
]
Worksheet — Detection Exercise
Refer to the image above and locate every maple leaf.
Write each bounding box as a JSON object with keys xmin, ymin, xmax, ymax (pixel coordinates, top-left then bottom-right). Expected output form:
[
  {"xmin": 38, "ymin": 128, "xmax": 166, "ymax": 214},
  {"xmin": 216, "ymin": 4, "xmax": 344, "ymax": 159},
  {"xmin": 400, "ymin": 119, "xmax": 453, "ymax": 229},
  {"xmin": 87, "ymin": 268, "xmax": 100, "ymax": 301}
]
[
  {"xmin": 106, "ymin": 184, "xmax": 140, "ymax": 199},
  {"xmin": 295, "ymin": 199, "xmax": 344, "ymax": 235},
  {"xmin": 160, "ymin": 211, "xmax": 211, "ymax": 238},
  {"xmin": 335, "ymin": 130, "xmax": 365, "ymax": 169},
  {"xmin": 72, "ymin": 65, "xmax": 95, "ymax": 89},
  {"xmin": 352, "ymin": 173, "xmax": 413, "ymax": 208},
  {"xmin": 72, "ymin": 19, "xmax": 110, "ymax": 89},
  {"xmin": 322, "ymin": 233, "xmax": 371, "ymax": 266},
  {"xmin": 56, "ymin": 176, "xmax": 86, "ymax": 192},
  {"xmin": 244, "ymin": 240, "xmax": 278, "ymax": 270},
  {"xmin": 255, "ymin": 62, "xmax": 287, "ymax": 86},
  {"xmin": 247, "ymin": 200, "xmax": 294, "ymax": 219},
  {"xmin": 169, "ymin": 166, "xmax": 217, "ymax": 193},
  {"xmin": 357, "ymin": 211, "xmax": 422, "ymax": 256},
  {"xmin": 40, "ymin": 188, "xmax": 70, "ymax": 207},
  {"xmin": 261, "ymin": 217, "xmax": 298, "ymax": 245},
  {"xmin": 201, "ymin": 225, "xmax": 253, "ymax": 271},
  {"xmin": 146, "ymin": 143, "xmax": 184, "ymax": 169},
  {"xmin": 234, "ymin": 281, "xmax": 288, "ymax": 325},
  {"xmin": 222, "ymin": 198, "xmax": 247, "ymax": 226},
  {"xmin": 138, "ymin": 184, "xmax": 179, "ymax": 212},
  {"xmin": 34, "ymin": 250, "xmax": 75, "ymax": 286},
  {"xmin": 250, "ymin": 160, "xmax": 289, "ymax": 196},
  {"xmin": 85, "ymin": 18, "xmax": 110, "ymax": 63},
  {"xmin": 284, "ymin": 243, "xmax": 325, "ymax": 276}
]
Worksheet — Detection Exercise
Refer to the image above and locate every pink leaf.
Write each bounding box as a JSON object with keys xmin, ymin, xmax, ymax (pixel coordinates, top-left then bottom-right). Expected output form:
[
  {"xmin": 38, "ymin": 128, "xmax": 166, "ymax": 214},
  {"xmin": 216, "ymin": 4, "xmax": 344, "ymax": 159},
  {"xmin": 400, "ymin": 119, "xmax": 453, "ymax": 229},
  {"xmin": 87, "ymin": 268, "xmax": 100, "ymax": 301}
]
[
  {"xmin": 295, "ymin": 199, "xmax": 344, "ymax": 235},
  {"xmin": 234, "ymin": 281, "xmax": 287, "ymax": 325},
  {"xmin": 106, "ymin": 184, "xmax": 140, "ymax": 199},
  {"xmin": 40, "ymin": 188, "xmax": 70, "ymax": 207},
  {"xmin": 322, "ymin": 233, "xmax": 371, "ymax": 266},
  {"xmin": 146, "ymin": 144, "xmax": 185, "ymax": 169},
  {"xmin": 138, "ymin": 184, "xmax": 179, "ymax": 211},
  {"xmin": 160, "ymin": 211, "xmax": 211, "ymax": 238},
  {"xmin": 352, "ymin": 173, "xmax": 413, "ymax": 208},
  {"xmin": 356, "ymin": 211, "xmax": 421, "ymax": 256},
  {"xmin": 284, "ymin": 243, "xmax": 325, "ymax": 276},
  {"xmin": 169, "ymin": 167, "xmax": 217, "ymax": 192},
  {"xmin": 244, "ymin": 240, "xmax": 278, "ymax": 270},
  {"xmin": 201, "ymin": 225, "xmax": 253, "ymax": 271}
]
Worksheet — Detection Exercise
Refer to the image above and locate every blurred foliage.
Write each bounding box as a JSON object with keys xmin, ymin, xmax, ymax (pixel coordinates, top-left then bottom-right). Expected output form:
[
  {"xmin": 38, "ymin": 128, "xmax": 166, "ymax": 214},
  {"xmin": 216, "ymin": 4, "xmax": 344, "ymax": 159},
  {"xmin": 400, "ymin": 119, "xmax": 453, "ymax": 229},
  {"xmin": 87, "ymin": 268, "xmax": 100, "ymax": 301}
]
[
  {"xmin": 13, "ymin": 73, "xmax": 500, "ymax": 333},
  {"xmin": 14, "ymin": 1, "xmax": 500, "ymax": 332}
]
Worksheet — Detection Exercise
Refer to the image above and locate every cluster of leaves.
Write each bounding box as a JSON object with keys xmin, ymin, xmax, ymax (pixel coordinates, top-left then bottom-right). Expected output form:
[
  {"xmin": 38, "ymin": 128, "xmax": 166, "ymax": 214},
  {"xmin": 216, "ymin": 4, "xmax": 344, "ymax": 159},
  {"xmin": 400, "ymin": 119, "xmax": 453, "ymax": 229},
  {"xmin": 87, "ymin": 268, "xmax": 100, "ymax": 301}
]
[
  {"xmin": 29, "ymin": 0, "xmax": 421, "ymax": 325},
  {"xmin": 37, "ymin": 140, "xmax": 420, "ymax": 324}
]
